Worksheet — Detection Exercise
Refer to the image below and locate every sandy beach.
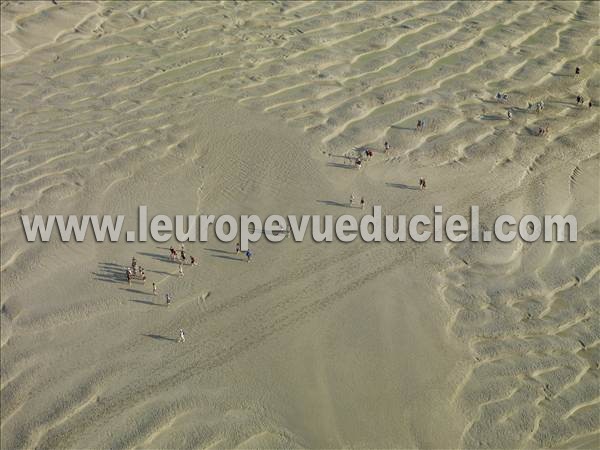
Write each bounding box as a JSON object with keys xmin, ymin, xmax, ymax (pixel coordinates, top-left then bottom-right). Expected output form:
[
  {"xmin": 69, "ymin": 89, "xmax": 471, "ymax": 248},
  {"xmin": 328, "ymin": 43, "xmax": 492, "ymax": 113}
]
[{"xmin": 1, "ymin": 1, "xmax": 599, "ymax": 449}]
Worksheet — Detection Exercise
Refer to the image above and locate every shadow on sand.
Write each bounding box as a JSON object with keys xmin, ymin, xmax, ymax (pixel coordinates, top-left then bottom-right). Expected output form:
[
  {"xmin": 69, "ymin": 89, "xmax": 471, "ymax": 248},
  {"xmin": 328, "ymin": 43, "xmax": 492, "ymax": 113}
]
[
  {"xmin": 327, "ymin": 162, "xmax": 355, "ymax": 170},
  {"xmin": 130, "ymin": 299, "xmax": 163, "ymax": 307},
  {"xmin": 390, "ymin": 125, "xmax": 416, "ymax": 131},
  {"xmin": 143, "ymin": 334, "xmax": 177, "ymax": 342},
  {"xmin": 317, "ymin": 200, "xmax": 351, "ymax": 208},
  {"xmin": 93, "ymin": 262, "xmax": 123, "ymax": 284},
  {"xmin": 120, "ymin": 287, "xmax": 148, "ymax": 295},
  {"xmin": 386, "ymin": 182, "xmax": 419, "ymax": 190},
  {"xmin": 480, "ymin": 114, "xmax": 506, "ymax": 121},
  {"xmin": 211, "ymin": 254, "xmax": 244, "ymax": 262},
  {"xmin": 204, "ymin": 248, "xmax": 232, "ymax": 254},
  {"xmin": 137, "ymin": 251, "xmax": 171, "ymax": 263}
]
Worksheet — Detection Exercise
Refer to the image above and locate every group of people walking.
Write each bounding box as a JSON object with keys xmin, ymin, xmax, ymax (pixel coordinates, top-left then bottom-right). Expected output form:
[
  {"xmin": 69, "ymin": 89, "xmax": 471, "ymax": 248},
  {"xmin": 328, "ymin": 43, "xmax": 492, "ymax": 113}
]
[{"xmin": 141, "ymin": 64, "xmax": 591, "ymax": 345}]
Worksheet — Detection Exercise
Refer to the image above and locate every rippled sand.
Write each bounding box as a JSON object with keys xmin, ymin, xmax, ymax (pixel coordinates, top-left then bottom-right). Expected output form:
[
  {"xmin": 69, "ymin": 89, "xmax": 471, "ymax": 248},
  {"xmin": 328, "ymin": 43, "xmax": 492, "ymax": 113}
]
[{"xmin": 1, "ymin": 1, "xmax": 599, "ymax": 448}]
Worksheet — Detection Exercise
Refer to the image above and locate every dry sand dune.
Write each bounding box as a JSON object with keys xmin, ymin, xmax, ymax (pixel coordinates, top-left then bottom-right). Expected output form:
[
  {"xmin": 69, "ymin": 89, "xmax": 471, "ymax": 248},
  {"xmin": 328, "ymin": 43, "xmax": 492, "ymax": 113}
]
[{"xmin": 1, "ymin": 1, "xmax": 599, "ymax": 449}]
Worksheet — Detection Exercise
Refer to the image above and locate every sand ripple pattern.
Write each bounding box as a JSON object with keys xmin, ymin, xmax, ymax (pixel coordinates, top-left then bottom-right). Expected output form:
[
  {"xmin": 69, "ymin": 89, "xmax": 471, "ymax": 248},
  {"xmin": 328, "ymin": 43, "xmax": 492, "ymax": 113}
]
[{"xmin": 1, "ymin": 1, "xmax": 599, "ymax": 448}]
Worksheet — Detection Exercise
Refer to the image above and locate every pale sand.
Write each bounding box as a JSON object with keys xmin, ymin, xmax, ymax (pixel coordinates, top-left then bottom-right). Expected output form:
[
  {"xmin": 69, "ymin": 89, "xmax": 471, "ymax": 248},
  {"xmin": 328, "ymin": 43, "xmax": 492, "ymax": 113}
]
[{"xmin": 1, "ymin": 1, "xmax": 598, "ymax": 449}]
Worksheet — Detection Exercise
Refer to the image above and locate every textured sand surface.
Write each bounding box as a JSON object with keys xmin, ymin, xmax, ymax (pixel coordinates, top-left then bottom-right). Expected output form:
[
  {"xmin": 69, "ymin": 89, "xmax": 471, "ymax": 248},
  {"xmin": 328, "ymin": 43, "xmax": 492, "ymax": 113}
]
[{"xmin": 1, "ymin": 1, "xmax": 599, "ymax": 449}]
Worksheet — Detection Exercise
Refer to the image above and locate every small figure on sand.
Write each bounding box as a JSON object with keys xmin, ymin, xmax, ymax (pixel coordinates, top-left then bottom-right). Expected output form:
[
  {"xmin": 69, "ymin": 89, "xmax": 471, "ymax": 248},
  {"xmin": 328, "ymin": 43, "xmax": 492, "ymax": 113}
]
[
  {"xmin": 576, "ymin": 95, "xmax": 584, "ymax": 105},
  {"xmin": 384, "ymin": 141, "xmax": 390, "ymax": 153},
  {"xmin": 178, "ymin": 329, "xmax": 185, "ymax": 343},
  {"xmin": 575, "ymin": 66, "xmax": 580, "ymax": 77},
  {"xmin": 360, "ymin": 197, "xmax": 365, "ymax": 209},
  {"xmin": 535, "ymin": 101, "xmax": 544, "ymax": 114},
  {"xmin": 355, "ymin": 157, "xmax": 362, "ymax": 169},
  {"xmin": 190, "ymin": 255, "xmax": 196, "ymax": 266},
  {"xmin": 365, "ymin": 149, "xmax": 374, "ymax": 160},
  {"xmin": 169, "ymin": 246, "xmax": 177, "ymax": 261},
  {"xmin": 126, "ymin": 269, "xmax": 131, "ymax": 285},
  {"xmin": 589, "ymin": 100, "xmax": 593, "ymax": 109},
  {"xmin": 245, "ymin": 249, "xmax": 253, "ymax": 263},
  {"xmin": 178, "ymin": 263, "xmax": 184, "ymax": 277},
  {"xmin": 166, "ymin": 293, "xmax": 172, "ymax": 306},
  {"xmin": 419, "ymin": 177, "xmax": 427, "ymax": 190},
  {"xmin": 153, "ymin": 282, "xmax": 158, "ymax": 295},
  {"xmin": 235, "ymin": 242, "xmax": 241, "ymax": 255},
  {"xmin": 507, "ymin": 110, "xmax": 512, "ymax": 121},
  {"xmin": 350, "ymin": 193, "xmax": 355, "ymax": 207},
  {"xmin": 416, "ymin": 119, "xmax": 424, "ymax": 131}
]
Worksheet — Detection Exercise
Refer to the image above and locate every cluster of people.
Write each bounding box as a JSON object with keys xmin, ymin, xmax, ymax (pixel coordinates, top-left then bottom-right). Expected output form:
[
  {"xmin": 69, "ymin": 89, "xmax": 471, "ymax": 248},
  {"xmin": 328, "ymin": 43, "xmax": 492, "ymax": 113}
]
[
  {"xmin": 575, "ymin": 95, "xmax": 592, "ymax": 108},
  {"xmin": 147, "ymin": 64, "xmax": 593, "ymax": 346},
  {"xmin": 526, "ymin": 100, "xmax": 548, "ymax": 114},
  {"xmin": 169, "ymin": 245, "xmax": 196, "ymax": 265},
  {"xmin": 349, "ymin": 193, "xmax": 366, "ymax": 209},
  {"xmin": 495, "ymin": 92, "xmax": 509, "ymax": 103},
  {"xmin": 537, "ymin": 126, "xmax": 550, "ymax": 136},
  {"xmin": 235, "ymin": 243, "xmax": 253, "ymax": 262},
  {"xmin": 126, "ymin": 257, "xmax": 146, "ymax": 284}
]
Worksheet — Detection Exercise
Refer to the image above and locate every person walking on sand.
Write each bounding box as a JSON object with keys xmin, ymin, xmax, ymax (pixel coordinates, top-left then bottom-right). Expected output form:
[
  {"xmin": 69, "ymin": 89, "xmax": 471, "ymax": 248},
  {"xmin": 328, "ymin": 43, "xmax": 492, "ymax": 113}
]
[
  {"xmin": 190, "ymin": 256, "xmax": 196, "ymax": 266},
  {"xmin": 419, "ymin": 177, "xmax": 427, "ymax": 190},
  {"xmin": 507, "ymin": 110, "xmax": 512, "ymax": 121},
  {"xmin": 153, "ymin": 282, "xmax": 158, "ymax": 296},
  {"xmin": 178, "ymin": 263, "xmax": 184, "ymax": 277},
  {"xmin": 589, "ymin": 100, "xmax": 593, "ymax": 109},
  {"xmin": 235, "ymin": 242, "xmax": 241, "ymax": 255},
  {"xmin": 360, "ymin": 197, "xmax": 365, "ymax": 209},
  {"xmin": 178, "ymin": 328, "xmax": 185, "ymax": 343},
  {"xmin": 245, "ymin": 249, "xmax": 253, "ymax": 263},
  {"xmin": 575, "ymin": 66, "xmax": 580, "ymax": 77},
  {"xmin": 166, "ymin": 293, "xmax": 172, "ymax": 306},
  {"xmin": 384, "ymin": 141, "xmax": 390, "ymax": 153}
]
